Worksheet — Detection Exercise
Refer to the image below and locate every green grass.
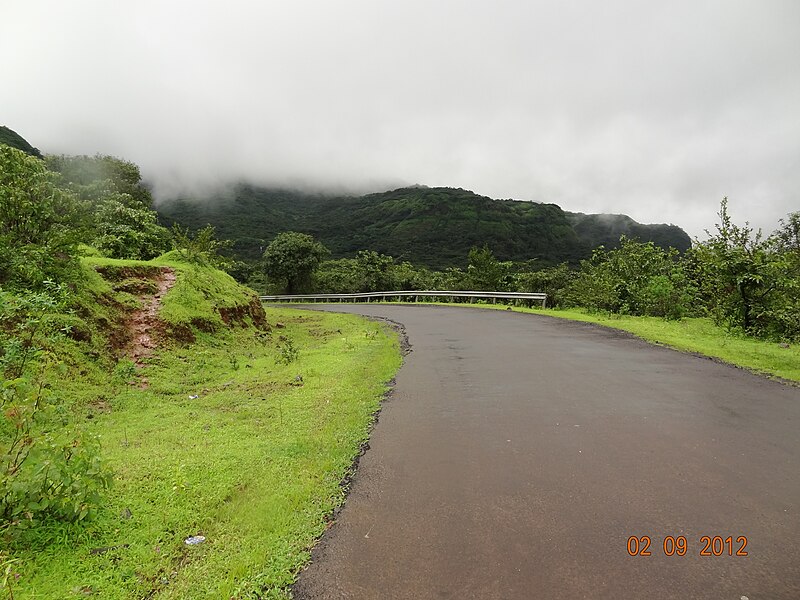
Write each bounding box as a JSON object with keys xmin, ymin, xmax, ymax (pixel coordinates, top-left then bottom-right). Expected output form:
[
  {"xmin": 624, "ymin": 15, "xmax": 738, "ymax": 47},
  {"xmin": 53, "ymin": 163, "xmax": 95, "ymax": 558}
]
[
  {"xmin": 81, "ymin": 253, "xmax": 256, "ymax": 333},
  {"xmin": 7, "ymin": 307, "xmax": 400, "ymax": 599},
  {"xmin": 366, "ymin": 300, "xmax": 799, "ymax": 383}
]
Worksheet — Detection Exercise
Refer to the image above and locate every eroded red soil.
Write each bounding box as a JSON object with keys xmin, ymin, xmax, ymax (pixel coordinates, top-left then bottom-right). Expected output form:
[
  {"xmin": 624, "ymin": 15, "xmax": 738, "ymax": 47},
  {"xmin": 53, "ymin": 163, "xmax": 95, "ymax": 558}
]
[{"xmin": 127, "ymin": 267, "xmax": 176, "ymax": 366}]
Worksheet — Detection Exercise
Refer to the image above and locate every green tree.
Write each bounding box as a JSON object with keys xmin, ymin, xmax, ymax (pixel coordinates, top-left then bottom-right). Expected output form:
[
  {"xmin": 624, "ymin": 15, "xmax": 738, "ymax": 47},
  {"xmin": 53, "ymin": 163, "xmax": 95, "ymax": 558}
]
[
  {"xmin": 355, "ymin": 250, "xmax": 396, "ymax": 292},
  {"xmin": 464, "ymin": 245, "xmax": 511, "ymax": 291},
  {"xmin": 564, "ymin": 236, "xmax": 692, "ymax": 319},
  {"xmin": 46, "ymin": 154, "xmax": 170, "ymax": 260},
  {"xmin": 0, "ymin": 146, "xmax": 84, "ymax": 289},
  {"xmin": 263, "ymin": 232, "xmax": 329, "ymax": 294},
  {"xmin": 689, "ymin": 199, "xmax": 788, "ymax": 335},
  {"xmin": 312, "ymin": 258, "xmax": 361, "ymax": 293},
  {"xmin": 767, "ymin": 212, "xmax": 800, "ymax": 340},
  {"xmin": 46, "ymin": 154, "xmax": 155, "ymax": 208},
  {"xmin": 516, "ymin": 263, "xmax": 575, "ymax": 308}
]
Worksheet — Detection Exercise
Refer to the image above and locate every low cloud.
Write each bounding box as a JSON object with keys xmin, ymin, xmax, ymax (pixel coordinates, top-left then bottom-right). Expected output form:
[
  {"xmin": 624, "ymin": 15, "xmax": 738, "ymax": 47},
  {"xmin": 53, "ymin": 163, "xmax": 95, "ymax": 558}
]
[{"xmin": 2, "ymin": 0, "xmax": 798, "ymax": 238}]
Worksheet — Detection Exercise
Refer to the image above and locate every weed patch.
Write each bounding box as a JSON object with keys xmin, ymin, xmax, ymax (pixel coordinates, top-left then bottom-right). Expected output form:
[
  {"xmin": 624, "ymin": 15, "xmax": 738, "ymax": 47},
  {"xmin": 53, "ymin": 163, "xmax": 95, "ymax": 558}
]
[{"xmin": 5, "ymin": 308, "xmax": 400, "ymax": 599}]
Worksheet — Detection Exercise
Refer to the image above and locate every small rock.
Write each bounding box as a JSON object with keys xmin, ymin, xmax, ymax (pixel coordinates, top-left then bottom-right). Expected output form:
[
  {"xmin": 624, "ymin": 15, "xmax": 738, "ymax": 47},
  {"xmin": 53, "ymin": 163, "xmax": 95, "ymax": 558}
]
[
  {"xmin": 121, "ymin": 507, "xmax": 132, "ymax": 520},
  {"xmin": 184, "ymin": 535, "xmax": 206, "ymax": 546}
]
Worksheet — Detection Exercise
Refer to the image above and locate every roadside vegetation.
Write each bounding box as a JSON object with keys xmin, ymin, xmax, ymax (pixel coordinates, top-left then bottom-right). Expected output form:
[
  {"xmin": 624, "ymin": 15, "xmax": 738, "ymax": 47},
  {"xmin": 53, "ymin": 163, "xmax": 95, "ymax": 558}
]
[
  {"xmin": 1, "ymin": 125, "xmax": 797, "ymax": 598},
  {"xmin": 257, "ymin": 204, "xmax": 798, "ymax": 341},
  {"xmin": 8, "ymin": 301, "xmax": 398, "ymax": 599},
  {"xmin": 0, "ymin": 143, "xmax": 400, "ymax": 598}
]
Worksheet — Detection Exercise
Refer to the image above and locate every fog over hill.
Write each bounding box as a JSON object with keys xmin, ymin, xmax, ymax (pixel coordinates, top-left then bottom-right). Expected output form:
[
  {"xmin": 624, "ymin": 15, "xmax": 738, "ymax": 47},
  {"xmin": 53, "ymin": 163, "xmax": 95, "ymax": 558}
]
[
  {"xmin": 2, "ymin": 1, "xmax": 798, "ymax": 240},
  {"xmin": 157, "ymin": 185, "xmax": 691, "ymax": 269}
]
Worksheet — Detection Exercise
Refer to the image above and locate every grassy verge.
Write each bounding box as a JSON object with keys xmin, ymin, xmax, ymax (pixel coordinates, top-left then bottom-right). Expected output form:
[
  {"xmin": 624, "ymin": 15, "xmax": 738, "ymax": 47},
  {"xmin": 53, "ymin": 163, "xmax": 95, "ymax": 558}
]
[
  {"xmin": 370, "ymin": 300, "xmax": 799, "ymax": 383},
  {"xmin": 82, "ymin": 252, "xmax": 261, "ymax": 335},
  {"xmin": 9, "ymin": 307, "xmax": 400, "ymax": 599}
]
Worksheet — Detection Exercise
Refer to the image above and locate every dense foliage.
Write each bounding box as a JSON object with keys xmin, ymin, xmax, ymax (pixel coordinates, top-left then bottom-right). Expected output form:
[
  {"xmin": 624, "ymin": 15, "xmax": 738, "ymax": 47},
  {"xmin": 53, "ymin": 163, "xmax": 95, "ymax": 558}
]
[
  {"xmin": 47, "ymin": 155, "xmax": 171, "ymax": 260},
  {"xmin": 157, "ymin": 185, "xmax": 691, "ymax": 269},
  {"xmin": 689, "ymin": 200, "xmax": 800, "ymax": 340},
  {"xmin": 0, "ymin": 146, "xmax": 84, "ymax": 289},
  {"xmin": 262, "ymin": 231, "xmax": 329, "ymax": 294},
  {"xmin": 0, "ymin": 282, "xmax": 113, "ymax": 529},
  {"xmin": 262, "ymin": 202, "xmax": 798, "ymax": 341},
  {"xmin": 562, "ymin": 237, "xmax": 695, "ymax": 319}
]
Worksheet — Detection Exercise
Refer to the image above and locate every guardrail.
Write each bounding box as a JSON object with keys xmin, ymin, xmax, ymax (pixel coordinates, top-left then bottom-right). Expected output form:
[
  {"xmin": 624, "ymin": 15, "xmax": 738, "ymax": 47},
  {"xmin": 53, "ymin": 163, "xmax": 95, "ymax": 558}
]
[{"xmin": 260, "ymin": 290, "xmax": 547, "ymax": 307}]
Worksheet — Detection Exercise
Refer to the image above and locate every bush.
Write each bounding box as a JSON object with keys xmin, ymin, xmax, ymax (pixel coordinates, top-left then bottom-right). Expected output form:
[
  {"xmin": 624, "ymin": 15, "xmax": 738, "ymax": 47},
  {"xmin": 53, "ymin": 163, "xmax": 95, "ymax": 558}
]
[
  {"xmin": 171, "ymin": 224, "xmax": 233, "ymax": 270},
  {"xmin": 689, "ymin": 201, "xmax": 800, "ymax": 340},
  {"xmin": 0, "ymin": 286, "xmax": 112, "ymax": 528},
  {"xmin": 93, "ymin": 199, "xmax": 171, "ymax": 260},
  {"xmin": 563, "ymin": 237, "xmax": 693, "ymax": 318},
  {"xmin": 515, "ymin": 263, "xmax": 575, "ymax": 308},
  {"xmin": 0, "ymin": 146, "xmax": 84, "ymax": 290}
]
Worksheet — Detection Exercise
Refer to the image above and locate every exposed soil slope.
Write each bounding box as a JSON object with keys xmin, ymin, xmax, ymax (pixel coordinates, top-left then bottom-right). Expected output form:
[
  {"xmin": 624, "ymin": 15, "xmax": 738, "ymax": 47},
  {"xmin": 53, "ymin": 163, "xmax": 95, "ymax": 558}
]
[{"xmin": 128, "ymin": 267, "xmax": 176, "ymax": 365}]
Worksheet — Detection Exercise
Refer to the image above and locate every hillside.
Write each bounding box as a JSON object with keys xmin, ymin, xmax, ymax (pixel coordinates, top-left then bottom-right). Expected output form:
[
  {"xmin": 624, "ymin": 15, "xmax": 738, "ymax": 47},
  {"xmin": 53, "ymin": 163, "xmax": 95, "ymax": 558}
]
[
  {"xmin": 0, "ymin": 125, "xmax": 42, "ymax": 157},
  {"xmin": 157, "ymin": 185, "xmax": 691, "ymax": 268},
  {"xmin": 566, "ymin": 212, "xmax": 691, "ymax": 254},
  {"xmin": 1, "ymin": 143, "xmax": 404, "ymax": 598}
]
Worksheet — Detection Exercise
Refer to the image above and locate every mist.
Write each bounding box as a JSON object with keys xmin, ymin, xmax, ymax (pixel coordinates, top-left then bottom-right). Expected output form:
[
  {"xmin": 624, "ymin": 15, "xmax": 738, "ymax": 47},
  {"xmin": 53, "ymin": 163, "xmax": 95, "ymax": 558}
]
[{"xmin": 2, "ymin": 0, "xmax": 799, "ymax": 238}]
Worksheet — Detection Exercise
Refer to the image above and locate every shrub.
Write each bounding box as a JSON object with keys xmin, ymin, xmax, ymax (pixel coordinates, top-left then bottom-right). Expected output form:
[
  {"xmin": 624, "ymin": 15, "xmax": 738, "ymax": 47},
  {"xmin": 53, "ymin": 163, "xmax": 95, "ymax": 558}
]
[
  {"xmin": 563, "ymin": 237, "xmax": 694, "ymax": 318},
  {"xmin": 171, "ymin": 224, "xmax": 233, "ymax": 270},
  {"xmin": 0, "ymin": 286, "xmax": 112, "ymax": 528},
  {"xmin": 515, "ymin": 263, "xmax": 575, "ymax": 308},
  {"xmin": 690, "ymin": 201, "xmax": 800, "ymax": 340},
  {"xmin": 0, "ymin": 146, "xmax": 84, "ymax": 290}
]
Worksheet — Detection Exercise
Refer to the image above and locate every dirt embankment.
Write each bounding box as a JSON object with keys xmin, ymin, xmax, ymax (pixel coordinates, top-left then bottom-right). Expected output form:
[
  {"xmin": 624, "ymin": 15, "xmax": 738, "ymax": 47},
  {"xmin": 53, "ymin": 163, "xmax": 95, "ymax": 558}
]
[
  {"xmin": 127, "ymin": 268, "xmax": 176, "ymax": 365},
  {"xmin": 94, "ymin": 265, "xmax": 177, "ymax": 366},
  {"xmin": 95, "ymin": 264, "xmax": 269, "ymax": 362}
]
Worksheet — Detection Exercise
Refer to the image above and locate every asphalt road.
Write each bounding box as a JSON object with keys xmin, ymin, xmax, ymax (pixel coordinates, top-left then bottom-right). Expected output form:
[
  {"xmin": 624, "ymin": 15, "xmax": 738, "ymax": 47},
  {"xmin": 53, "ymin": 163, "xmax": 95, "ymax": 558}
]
[{"xmin": 291, "ymin": 305, "xmax": 800, "ymax": 600}]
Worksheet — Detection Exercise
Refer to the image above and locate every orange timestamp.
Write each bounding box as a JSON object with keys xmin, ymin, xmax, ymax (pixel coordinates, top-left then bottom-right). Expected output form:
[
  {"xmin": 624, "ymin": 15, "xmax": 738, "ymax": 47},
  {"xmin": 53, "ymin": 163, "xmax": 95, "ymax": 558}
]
[{"xmin": 627, "ymin": 535, "xmax": 749, "ymax": 557}]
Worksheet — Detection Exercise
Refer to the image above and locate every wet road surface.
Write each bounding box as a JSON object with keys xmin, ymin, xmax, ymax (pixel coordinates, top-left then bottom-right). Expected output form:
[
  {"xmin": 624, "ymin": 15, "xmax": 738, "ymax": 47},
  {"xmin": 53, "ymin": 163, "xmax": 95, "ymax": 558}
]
[{"xmin": 290, "ymin": 305, "xmax": 800, "ymax": 600}]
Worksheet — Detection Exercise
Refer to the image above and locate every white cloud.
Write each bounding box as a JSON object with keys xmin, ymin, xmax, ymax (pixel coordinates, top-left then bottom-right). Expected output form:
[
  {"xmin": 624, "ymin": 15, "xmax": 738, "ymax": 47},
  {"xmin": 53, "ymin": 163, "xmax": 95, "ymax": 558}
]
[{"xmin": 2, "ymin": 0, "xmax": 798, "ymax": 238}]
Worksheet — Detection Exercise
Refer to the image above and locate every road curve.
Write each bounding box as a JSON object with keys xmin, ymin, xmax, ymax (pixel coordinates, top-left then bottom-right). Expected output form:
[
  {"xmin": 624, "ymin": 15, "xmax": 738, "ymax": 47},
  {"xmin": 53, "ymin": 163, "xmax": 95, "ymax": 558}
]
[{"xmin": 290, "ymin": 305, "xmax": 800, "ymax": 600}]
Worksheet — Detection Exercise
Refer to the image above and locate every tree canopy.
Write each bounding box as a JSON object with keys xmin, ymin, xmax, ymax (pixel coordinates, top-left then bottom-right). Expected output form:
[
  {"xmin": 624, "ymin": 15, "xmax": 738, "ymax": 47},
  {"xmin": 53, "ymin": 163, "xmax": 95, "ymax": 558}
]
[
  {"xmin": 0, "ymin": 146, "xmax": 83, "ymax": 288},
  {"xmin": 263, "ymin": 232, "xmax": 329, "ymax": 294}
]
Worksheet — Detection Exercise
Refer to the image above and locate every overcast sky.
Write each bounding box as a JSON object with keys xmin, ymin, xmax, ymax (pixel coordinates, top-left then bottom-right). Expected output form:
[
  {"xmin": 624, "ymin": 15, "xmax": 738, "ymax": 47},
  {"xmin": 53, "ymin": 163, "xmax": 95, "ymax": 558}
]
[{"xmin": 2, "ymin": 1, "xmax": 798, "ymax": 238}]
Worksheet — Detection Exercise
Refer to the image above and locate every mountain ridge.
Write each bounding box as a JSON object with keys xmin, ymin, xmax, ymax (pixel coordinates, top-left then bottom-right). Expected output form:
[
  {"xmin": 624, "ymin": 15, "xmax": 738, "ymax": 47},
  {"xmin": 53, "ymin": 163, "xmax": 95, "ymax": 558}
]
[
  {"xmin": 0, "ymin": 125, "xmax": 42, "ymax": 157},
  {"xmin": 157, "ymin": 185, "xmax": 691, "ymax": 268}
]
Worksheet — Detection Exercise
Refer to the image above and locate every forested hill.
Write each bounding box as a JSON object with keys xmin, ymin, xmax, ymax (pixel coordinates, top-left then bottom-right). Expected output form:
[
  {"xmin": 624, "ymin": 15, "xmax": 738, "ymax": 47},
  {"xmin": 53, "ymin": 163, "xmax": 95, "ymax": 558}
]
[
  {"xmin": 0, "ymin": 125, "xmax": 42, "ymax": 157},
  {"xmin": 566, "ymin": 212, "xmax": 691, "ymax": 255},
  {"xmin": 157, "ymin": 185, "xmax": 691, "ymax": 268}
]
